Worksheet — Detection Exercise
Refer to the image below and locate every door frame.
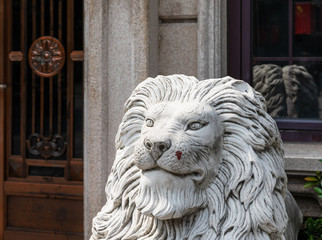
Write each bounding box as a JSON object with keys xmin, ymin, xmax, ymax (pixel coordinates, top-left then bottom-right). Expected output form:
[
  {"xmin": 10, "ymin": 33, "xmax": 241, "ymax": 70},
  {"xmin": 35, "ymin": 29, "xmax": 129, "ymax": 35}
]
[
  {"xmin": 0, "ymin": 0, "xmax": 84, "ymax": 239},
  {"xmin": 0, "ymin": 0, "xmax": 6, "ymax": 238}
]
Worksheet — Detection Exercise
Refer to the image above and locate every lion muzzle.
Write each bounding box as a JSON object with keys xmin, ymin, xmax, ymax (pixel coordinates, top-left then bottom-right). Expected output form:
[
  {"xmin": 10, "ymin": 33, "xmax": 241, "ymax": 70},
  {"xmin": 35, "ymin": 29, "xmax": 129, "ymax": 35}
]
[{"xmin": 144, "ymin": 137, "xmax": 171, "ymax": 161}]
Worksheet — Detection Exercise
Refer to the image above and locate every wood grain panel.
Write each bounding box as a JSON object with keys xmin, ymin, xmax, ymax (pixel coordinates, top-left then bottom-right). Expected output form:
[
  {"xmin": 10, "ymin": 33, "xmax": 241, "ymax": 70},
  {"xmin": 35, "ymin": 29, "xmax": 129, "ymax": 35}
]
[
  {"xmin": 4, "ymin": 182, "xmax": 83, "ymax": 197},
  {"xmin": 2, "ymin": 0, "xmax": 84, "ymax": 239},
  {"xmin": 4, "ymin": 230, "xmax": 82, "ymax": 240},
  {"xmin": 7, "ymin": 196, "xmax": 83, "ymax": 232}
]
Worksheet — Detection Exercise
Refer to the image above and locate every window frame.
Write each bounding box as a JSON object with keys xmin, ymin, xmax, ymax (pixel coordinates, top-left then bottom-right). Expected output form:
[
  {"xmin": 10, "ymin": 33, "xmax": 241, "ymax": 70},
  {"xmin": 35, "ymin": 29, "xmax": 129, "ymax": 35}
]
[{"xmin": 228, "ymin": 0, "xmax": 322, "ymax": 142}]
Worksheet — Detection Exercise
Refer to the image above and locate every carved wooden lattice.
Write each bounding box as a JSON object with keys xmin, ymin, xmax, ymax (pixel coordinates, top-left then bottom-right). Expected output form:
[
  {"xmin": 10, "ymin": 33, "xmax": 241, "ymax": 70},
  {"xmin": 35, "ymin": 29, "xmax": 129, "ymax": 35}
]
[
  {"xmin": 28, "ymin": 36, "xmax": 65, "ymax": 78},
  {"xmin": 6, "ymin": 0, "xmax": 84, "ymax": 178},
  {"xmin": 26, "ymin": 133, "xmax": 66, "ymax": 159},
  {"xmin": 3, "ymin": 0, "xmax": 84, "ymax": 238}
]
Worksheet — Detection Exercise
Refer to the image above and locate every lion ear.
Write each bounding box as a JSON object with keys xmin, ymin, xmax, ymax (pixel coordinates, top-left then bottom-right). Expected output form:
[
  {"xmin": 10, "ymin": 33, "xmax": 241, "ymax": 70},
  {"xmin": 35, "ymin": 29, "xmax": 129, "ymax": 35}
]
[
  {"xmin": 229, "ymin": 78, "xmax": 255, "ymax": 97},
  {"xmin": 225, "ymin": 77, "xmax": 267, "ymax": 111}
]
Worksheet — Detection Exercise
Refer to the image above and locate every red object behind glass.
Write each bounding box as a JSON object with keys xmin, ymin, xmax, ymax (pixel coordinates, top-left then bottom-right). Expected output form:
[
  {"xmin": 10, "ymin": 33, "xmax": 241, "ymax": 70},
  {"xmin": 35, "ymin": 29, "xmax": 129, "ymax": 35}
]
[{"xmin": 295, "ymin": 3, "xmax": 312, "ymax": 35}]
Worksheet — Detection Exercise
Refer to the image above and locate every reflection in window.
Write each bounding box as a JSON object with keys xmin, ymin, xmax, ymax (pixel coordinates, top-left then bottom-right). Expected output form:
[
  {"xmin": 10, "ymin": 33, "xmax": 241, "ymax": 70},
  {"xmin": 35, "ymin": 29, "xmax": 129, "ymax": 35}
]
[
  {"xmin": 294, "ymin": 2, "xmax": 322, "ymax": 57},
  {"xmin": 253, "ymin": 0, "xmax": 322, "ymax": 119},
  {"xmin": 253, "ymin": 64, "xmax": 318, "ymax": 118}
]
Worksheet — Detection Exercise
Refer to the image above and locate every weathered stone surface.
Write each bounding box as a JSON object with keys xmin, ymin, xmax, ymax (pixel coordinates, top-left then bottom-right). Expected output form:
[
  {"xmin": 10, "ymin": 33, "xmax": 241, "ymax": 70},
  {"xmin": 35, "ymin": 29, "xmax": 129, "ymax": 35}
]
[
  {"xmin": 91, "ymin": 75, "xmax": 302, "ymax": 240},
  {"xmin": 83, "ymin": 0, "xmax": 110, "ymax": 238},
  {"xmin": 285, "ymin": 143, "xmax": 322, "ymax": 172},
  {"xmin": 84, "ymin": 1, "xmax": 158, "ymax": 238},
  {"xmin": 198, "ymin": 0, "xmax": 227, "ymax": 79},
  {"xmin": 159, "ymin": 24, "xmax": 198, "ymax": 76},
  {"xmin": 159, "ymin": 0, "xmax": 197, "ymax": 17}
]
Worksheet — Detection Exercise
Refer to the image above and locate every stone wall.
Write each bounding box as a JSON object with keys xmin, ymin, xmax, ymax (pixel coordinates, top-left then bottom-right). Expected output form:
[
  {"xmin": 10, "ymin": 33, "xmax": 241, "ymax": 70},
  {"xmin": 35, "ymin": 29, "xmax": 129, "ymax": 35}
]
[
  {"xmin": 284, "ymin": 143, "xmax": 322, "ymax": 218},
  {"xmin": 159, "ymin": 0, "xmax": 198, "ymax": 76},
  {"xmin": 84, "ymin": 1, "xmax": 158, "ymax": 238},
  {"xmin": 158, "ymin": 0, "xmax": 227, "ymax": 79}
]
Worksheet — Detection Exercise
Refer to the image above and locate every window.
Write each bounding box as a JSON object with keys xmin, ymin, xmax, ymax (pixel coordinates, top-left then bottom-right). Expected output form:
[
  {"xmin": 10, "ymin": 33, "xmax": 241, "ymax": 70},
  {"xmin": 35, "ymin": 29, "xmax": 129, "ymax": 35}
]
[{"xmin": 228, "ymin": 0, "xmax": 322, "ymax": 142}]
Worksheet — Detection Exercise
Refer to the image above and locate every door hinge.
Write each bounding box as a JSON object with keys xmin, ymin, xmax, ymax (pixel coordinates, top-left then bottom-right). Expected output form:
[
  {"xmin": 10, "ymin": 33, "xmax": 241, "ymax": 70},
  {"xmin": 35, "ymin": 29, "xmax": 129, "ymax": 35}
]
[{"xmin": 0, "ymin": 84, "xmax": 7, "ymax": 89}]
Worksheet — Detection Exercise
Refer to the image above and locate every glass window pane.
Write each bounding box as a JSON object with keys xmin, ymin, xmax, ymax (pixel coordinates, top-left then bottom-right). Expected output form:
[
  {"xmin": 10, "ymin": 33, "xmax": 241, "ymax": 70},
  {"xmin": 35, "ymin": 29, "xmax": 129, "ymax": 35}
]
[
  {"xmin": 73, "ymin": 62, "xmax": 83, "ymax": 158},
  {"xmin": 282, "ymin": 63, "xmax": 320, "ymax": 118},
  {"xmin": 293, "ymin": 1, "xmax": 322, "ymax": 57},
  {"xmin": 253, "ymin": 0, "xmax": 289, "ymax": 57},
  {"xmin": 12, "ymin": 62, "xmax": 21, "ymax": 155},
  {"xmin": 293, "ymin": 61, "xmax": 322, "ymax": 118},
  {"xmin": 252, "ymin": 0, "xmax": 322, "ymax": 120},
  {"xmin": 29, "ymin": 166, "xmax": 64, "ymax": 177},
  {"xmin": 253, "ymin": 62, "xmax": 322, "ymax": 119},
  {"xmin": 253, "ymin": 62, "xmax": 288, "ymax": 118},
  {"xmin": 12, "ymin": 0, "xmax": 21, "ymax": 51}
]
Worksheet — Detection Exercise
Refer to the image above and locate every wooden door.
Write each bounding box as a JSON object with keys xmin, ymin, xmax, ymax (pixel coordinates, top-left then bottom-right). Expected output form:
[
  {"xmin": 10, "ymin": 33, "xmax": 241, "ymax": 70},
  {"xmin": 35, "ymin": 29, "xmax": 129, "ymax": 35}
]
[{"xmin": 0, "ymin": 0, "xmax": 84, "ymax": 239}]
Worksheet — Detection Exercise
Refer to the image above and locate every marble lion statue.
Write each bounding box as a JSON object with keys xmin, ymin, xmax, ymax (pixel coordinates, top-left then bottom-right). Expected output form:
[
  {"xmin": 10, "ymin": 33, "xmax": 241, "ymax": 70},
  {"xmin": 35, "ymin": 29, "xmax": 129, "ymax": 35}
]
[{"xmin": 91, "ymin": 75, "xmax": 302, "ymax": 240}]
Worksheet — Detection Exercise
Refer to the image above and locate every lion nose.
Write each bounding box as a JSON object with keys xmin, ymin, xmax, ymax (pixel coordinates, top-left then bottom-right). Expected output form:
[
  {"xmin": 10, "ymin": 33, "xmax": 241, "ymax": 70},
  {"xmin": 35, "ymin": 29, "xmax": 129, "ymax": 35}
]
[{"xmin": 144, "ymin": 138, "xmax": 171, "ymax": 160}]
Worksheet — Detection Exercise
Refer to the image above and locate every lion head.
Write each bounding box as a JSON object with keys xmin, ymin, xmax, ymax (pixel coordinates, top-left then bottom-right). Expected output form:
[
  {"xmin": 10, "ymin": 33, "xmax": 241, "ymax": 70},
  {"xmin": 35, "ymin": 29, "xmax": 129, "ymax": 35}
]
[
  {"xmin": 91, "ymin": 75, "xmax": 297, "ymax": 240},
  {"xmin": 134, "ymin": 101, "xmax": 223, "ymax": 220}
]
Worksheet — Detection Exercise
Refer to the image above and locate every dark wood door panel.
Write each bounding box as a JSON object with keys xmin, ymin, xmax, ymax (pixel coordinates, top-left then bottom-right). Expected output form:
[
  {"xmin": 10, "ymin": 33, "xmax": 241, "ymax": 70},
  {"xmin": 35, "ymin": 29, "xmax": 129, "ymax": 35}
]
[
  {"xmin": 1, "ymin": 0, "xmax": 84, "ymax": 239},
  {"xmin": 3, "ymin": 183, "xmax": 83, "ymax": 239},
  {"xmin": 7, "ymin": 196, "xmax": 83, "ymax": 233},
  {"xmin": 4, "ymin": 230, "xmax": 83, "ymax": 240},
  {"xmin": 4, "ymin": 182, "xmax": 83, "ymax": 196},
  {"xmin": 6, "ymin": 0, "xmax": 84, "ymax": 176}
]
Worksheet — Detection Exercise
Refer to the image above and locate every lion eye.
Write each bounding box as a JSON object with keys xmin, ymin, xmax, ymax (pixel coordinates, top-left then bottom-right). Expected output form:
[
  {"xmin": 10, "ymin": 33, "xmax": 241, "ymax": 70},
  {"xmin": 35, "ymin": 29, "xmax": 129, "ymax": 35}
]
[
  {"xmin": 146, "ymin": 119, "xmax": 154, "ymax": 127},
  {"xmin": 188, "ymin": 122, "xmax": 206, "ymax": 130}
]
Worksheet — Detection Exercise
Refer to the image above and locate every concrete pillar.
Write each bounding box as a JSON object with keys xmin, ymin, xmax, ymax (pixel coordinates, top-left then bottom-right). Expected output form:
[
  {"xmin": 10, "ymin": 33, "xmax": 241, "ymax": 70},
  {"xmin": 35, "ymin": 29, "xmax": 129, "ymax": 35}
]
[
  {"xmin": 83, "ymin": 0, "xmax": 158, "ymax": 238},
  {"xmin": 83, "ymin": 0, "xmax": 109, "ymax": 238},
  {"xmin": 198, "ymin": 0, "xmax": 227, "ymax": 79}
]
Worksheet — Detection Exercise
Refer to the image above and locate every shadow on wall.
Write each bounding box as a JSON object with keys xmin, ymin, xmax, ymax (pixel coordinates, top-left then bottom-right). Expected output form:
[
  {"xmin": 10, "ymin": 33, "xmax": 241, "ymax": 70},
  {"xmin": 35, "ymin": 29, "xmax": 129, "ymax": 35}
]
[{"xmin": 253, "ymin": 64, "xmax": 319, "ymax": 118}]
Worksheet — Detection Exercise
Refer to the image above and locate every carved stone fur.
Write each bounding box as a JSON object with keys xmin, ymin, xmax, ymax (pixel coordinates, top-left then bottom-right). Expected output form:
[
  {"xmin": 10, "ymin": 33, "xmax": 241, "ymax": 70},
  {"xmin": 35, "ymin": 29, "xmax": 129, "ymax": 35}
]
[{"xmin": 91, "ymin": 75, "xmax": 302, "ymax": 240}]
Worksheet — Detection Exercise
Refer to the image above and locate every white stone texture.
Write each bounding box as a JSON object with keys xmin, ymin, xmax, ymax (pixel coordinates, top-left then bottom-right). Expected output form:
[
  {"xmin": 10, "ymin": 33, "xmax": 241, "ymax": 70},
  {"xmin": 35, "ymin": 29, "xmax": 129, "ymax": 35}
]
[
  {"xmin": 198, "ymin": 0, "xmax": 227, "ymax": 79},
  {"xmin": 84, "ymin": 0, "xmax": 158, "ymax": 238},
  {"xmin": 285, "ymin": 143, "xmax": 322, "ymax": 173},
  {"xmin": 84, "ymin": 0, "xmax": 109, "ymax": 238},
  {"xmin": 284, "ymin": 142, "xmax": 322, "ymax": 218},
  {"xmin": 91, "ymin": 75, "xmax": 302, "ymax": 240},
  {"xmin": 159, "ymin": 23, "xmax": 198, "ymax": 76},
  {"xmin": 158, "ymin": 0, "xmax": 227, "ymax": 79},
  {"xmin": 159, "ymin": 0, "xmax": 198, "ymax": 17}
]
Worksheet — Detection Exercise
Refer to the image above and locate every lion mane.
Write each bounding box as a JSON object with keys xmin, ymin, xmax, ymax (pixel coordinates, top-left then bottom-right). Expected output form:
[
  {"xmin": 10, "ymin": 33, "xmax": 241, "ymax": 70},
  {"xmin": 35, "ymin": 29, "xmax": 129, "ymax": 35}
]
[{"xmin": 91, "ymin": 75, "xmax": 293, "ymax": 240}]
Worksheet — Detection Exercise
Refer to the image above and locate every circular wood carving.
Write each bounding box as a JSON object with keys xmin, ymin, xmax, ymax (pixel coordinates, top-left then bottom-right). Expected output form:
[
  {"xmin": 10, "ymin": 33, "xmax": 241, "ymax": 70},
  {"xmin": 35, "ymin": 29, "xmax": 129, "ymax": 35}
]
[{"xmin": 28, "ymin": 36, "xmax": 65, "ymax": 78}]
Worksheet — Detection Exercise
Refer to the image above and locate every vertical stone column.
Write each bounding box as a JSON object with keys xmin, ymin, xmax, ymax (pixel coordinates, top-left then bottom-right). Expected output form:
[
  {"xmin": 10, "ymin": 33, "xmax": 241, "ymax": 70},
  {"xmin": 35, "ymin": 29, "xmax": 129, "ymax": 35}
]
[
  {"xmin": 198, "ymin": 0, "xmax": 227, "ymax": 79},
  {"xmin": 83, "ymin": 0, "xmax": 158, "ymax": 238},
  {"xmin": 83, "ymin": 0, "xmax": 109, "ymax": 239}
]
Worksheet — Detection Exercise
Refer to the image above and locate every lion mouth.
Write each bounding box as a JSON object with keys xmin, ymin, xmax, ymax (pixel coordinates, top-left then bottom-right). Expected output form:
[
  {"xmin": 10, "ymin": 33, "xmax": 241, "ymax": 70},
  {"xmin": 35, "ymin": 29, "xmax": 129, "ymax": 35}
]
[{"xmin": 142, "ymin": 167, "xmax": 204, "ymax": 183}]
